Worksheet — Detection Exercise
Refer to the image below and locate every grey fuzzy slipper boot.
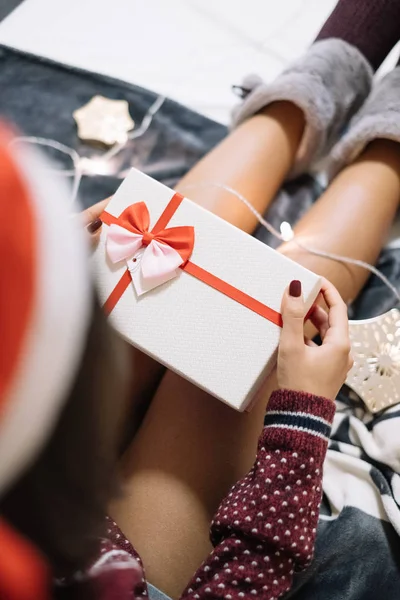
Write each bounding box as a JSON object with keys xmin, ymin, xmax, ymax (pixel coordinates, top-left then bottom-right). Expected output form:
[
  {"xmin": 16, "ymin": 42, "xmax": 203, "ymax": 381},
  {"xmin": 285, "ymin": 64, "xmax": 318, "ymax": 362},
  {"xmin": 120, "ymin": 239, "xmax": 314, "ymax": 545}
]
[
  {"xmin": 329, "ymin": 67, "xmax": 400, "ymax": 178},
  {"xmin": 232, "ymin": 39, "xmax": 372, "ymax": 178}
]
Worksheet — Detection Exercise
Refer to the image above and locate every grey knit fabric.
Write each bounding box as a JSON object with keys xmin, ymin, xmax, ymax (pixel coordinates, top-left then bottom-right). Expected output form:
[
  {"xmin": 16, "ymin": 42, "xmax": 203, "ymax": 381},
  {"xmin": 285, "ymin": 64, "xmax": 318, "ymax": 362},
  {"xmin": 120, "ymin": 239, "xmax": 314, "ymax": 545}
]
[
  {"xmin": 329, "ymin": 67, "xmax": 400, "ymax": 178},
  {"xmin": 232, "ymin": 39, "xmax": 373, "ymax": 178}
]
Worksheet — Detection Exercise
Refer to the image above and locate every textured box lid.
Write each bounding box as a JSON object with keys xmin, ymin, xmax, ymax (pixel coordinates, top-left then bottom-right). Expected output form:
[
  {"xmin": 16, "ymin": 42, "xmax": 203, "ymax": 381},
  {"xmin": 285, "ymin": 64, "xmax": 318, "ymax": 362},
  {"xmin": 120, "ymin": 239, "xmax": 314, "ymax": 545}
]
[{"xmin": 92, "ymin": 169, "xmax": 321, "ymax": 411}]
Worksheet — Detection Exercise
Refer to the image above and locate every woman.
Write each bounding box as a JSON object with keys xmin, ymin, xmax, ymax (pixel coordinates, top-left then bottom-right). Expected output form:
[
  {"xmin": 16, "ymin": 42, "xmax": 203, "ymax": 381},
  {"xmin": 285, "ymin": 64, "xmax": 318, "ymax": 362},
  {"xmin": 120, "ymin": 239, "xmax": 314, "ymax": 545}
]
[
  {"xmin": 3, "ymin": 117, "xmax": 397, "ymax": 600},
  {"xmin": 2, "ymin": 1, "xmax": 400, "ymax": 597},
  {"xmin": 82, "ymin": 0, "xmax": 400, "ymax": 591},
  {"xmin": 0, "ymin": 122, "xmax": 350, "ymax": 600}
]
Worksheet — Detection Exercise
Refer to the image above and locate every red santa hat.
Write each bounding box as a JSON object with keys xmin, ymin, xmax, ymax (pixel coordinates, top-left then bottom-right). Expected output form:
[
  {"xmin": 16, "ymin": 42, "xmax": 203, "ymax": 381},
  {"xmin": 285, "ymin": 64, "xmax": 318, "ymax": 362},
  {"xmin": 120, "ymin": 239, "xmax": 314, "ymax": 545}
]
[{"xmin": 0, "ymin": 123, "xmax": 92, "ymax": 598}]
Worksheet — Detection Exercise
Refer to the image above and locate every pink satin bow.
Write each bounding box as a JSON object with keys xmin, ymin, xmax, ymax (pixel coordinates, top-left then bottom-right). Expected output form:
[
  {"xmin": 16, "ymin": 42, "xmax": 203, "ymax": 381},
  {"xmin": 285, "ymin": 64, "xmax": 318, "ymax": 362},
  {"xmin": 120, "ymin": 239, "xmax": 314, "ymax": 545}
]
[{"xmin": 105, "ymin": 201, "xmax": 195, "ymax": 280}]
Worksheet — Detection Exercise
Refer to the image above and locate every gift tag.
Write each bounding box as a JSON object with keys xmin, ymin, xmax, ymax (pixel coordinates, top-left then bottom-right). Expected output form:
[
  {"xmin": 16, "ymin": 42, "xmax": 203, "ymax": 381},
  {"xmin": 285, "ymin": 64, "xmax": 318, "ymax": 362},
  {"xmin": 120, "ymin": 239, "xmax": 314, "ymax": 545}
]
[
  {"xmin": 127, "ymin": 250, "xmax": 179, "ymax": 296},
  {"xmin": 346, "ymin": 308, "xmax": 400, "ymax": 413}
]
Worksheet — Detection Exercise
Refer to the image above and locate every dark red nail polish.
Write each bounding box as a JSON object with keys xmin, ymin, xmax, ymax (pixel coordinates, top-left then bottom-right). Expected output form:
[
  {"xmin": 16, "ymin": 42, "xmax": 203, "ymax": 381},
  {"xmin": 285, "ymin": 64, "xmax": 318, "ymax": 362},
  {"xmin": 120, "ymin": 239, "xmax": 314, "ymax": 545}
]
[
  {"xmin": 87, "ymin": 218, "xmax": 102, "ymax": 234},
  {"xmin": 289, "ymin": 280, "xmax": 302, "ymax": 297}
]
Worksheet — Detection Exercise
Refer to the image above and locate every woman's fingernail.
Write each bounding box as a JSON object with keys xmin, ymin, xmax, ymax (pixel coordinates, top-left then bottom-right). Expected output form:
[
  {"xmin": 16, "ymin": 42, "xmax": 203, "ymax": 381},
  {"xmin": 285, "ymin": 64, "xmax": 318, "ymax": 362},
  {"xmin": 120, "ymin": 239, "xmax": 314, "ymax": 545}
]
[
  {"xmin": 87, "ymin": 218, "xmax": 102, "ymax": 234},
  {"xmin": 289, "ymin": 280, "xmax": 302, "ymax": 297}
]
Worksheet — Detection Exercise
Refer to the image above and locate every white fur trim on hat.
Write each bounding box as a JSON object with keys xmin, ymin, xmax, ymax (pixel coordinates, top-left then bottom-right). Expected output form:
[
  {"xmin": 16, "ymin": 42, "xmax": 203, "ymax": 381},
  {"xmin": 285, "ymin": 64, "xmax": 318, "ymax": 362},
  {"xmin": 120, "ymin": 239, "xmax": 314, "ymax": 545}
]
[{"xmin": 0, "ymin": 142, "xmax": 91, "ymax": 496}]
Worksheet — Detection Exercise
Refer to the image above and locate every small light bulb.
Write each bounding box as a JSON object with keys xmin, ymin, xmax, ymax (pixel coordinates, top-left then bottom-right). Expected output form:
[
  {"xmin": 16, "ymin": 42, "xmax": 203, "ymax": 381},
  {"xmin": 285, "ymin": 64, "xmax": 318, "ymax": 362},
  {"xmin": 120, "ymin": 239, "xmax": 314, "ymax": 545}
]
[
  {"xmin": 79, "ymin": 156, "xmax": 115, "ymax": 176},
  {"xmin": 280, "ymin": 221, "xmax": 294, "ymax": 242}
]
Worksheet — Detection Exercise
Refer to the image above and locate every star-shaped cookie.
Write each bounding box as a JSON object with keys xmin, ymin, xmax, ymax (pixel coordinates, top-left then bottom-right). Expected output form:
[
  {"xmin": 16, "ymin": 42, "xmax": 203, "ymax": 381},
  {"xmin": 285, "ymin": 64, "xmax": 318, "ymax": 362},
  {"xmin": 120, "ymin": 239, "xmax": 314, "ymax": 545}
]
[{"xmin": 73, "ymin": 95, "xmax": 134, "ymax": 146}]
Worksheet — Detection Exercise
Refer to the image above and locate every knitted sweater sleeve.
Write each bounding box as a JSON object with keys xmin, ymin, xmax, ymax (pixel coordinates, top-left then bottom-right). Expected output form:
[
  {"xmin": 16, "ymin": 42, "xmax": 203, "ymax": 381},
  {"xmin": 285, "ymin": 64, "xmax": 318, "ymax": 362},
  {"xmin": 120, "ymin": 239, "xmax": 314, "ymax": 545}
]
[{"xmin": 180, "ymin": 389, "xmax": 335, "ymax": 600}]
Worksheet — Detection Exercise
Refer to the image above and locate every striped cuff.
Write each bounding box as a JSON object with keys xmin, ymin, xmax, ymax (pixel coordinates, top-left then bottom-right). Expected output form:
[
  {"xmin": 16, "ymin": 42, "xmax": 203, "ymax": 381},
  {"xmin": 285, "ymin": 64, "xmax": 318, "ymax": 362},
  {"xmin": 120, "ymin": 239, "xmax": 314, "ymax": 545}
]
[
  {"xmin": 262, "ymin": 389, "xmax": 335, "ymax": 459},
  {"xmin": 265, "ymin": 410, "xmax": 332, "ymax": 442}
]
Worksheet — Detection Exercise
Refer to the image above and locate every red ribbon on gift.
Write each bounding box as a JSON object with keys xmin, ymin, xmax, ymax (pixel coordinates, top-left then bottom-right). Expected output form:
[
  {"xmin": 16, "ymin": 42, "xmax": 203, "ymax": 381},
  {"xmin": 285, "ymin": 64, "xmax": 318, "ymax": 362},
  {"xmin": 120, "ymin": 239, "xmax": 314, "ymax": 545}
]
[
  {"xmin": 105, "ymin": 199, "xmax": 194, "ymax": 281},
  {"xmin": 101, "ymin": 193, "xmax": 283, "ymax": 327}
]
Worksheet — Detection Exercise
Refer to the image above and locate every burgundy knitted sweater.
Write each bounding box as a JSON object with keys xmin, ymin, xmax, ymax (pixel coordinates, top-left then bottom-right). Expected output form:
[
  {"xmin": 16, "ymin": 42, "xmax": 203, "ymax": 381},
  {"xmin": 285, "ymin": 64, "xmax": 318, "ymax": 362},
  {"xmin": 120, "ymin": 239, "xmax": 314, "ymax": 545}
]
[{"xmin": 57, "ymin": 389, "xmax": 335, "ymax": 599}]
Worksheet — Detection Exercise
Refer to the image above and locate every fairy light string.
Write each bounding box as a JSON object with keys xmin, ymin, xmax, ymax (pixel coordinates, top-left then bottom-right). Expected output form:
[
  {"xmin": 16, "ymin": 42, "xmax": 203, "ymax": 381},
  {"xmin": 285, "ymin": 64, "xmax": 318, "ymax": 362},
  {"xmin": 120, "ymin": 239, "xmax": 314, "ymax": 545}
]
[
  {"xmin": 181, "ymin": 182, "xmax": 400, "ymax": 304},
  {"xmin": 9, "ymin": 96, "xmax": 400, "ymax": 303},
  {"xmin": 10, "ymin": 95, "xmax": 166, "ymax": 205}
]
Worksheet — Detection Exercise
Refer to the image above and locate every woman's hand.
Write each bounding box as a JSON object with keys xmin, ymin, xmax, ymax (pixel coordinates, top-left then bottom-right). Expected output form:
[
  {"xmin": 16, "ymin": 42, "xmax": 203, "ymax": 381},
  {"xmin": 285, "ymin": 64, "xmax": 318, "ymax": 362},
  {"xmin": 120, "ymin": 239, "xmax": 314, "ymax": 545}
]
[
  {"xmin": 83, "ymin": 198, "xmax": 110, "ymax": 243},
  {"xmin": 277, "ymin": 278, "xmax": 353, "ymax": 401}
]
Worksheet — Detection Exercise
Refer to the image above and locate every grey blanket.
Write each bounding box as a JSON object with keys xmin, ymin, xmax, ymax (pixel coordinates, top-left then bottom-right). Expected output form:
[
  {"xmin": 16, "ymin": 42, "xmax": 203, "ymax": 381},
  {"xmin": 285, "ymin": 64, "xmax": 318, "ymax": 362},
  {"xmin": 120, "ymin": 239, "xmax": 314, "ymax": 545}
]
[{"xmin": 0, "ymin": 45, "xmax": 226, "ymax": 205}]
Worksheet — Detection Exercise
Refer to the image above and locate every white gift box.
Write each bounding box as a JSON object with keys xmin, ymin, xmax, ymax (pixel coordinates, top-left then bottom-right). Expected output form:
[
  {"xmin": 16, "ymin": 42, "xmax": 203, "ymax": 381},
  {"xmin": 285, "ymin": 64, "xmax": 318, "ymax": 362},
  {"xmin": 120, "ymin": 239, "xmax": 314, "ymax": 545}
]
[{"xmin": 92, "ymin": 169, "xmax": 321, "ymax": 411}]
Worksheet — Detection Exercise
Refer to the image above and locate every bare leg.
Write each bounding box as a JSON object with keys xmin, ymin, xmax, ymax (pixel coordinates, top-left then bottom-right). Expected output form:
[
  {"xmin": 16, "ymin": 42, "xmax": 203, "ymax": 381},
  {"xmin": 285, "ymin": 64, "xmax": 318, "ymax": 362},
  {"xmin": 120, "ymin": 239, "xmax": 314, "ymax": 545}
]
[
  {"xmin": 112, "ymin": 139, "xmax": 400, "ymax": 598},
  {"xmin": 280, "ymin": 139, "xmax": 400, "ymax": 301},
  {"xmin": 176, "ymin": 101, "xmax": 304, "ymax": 231}
]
